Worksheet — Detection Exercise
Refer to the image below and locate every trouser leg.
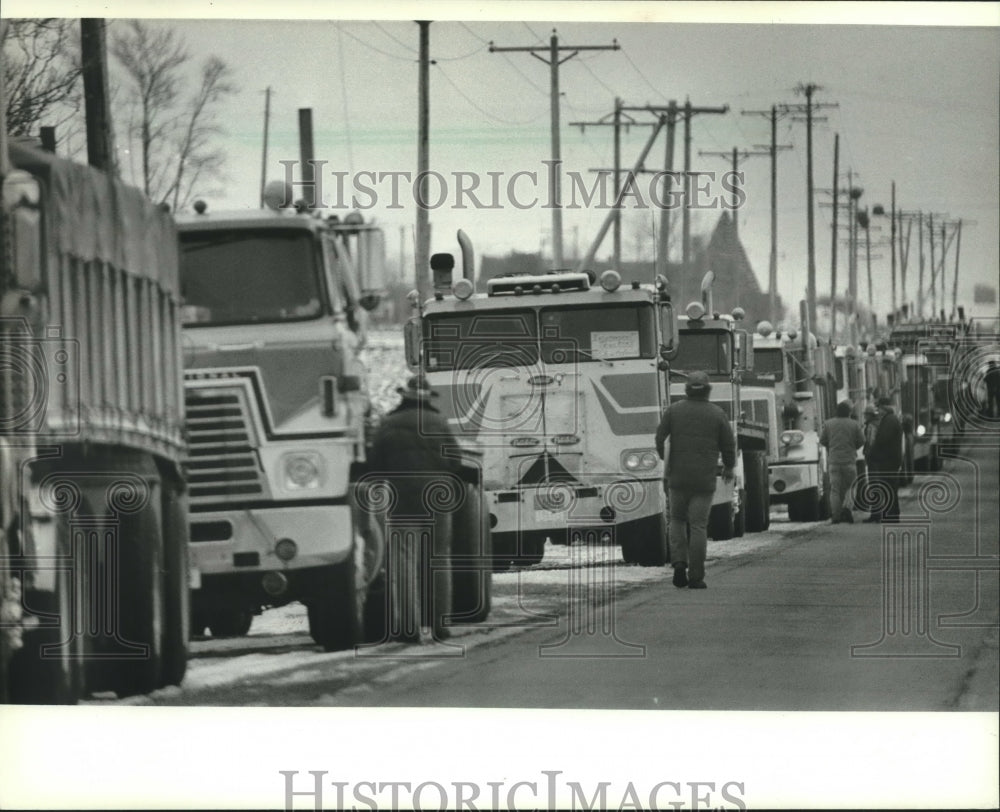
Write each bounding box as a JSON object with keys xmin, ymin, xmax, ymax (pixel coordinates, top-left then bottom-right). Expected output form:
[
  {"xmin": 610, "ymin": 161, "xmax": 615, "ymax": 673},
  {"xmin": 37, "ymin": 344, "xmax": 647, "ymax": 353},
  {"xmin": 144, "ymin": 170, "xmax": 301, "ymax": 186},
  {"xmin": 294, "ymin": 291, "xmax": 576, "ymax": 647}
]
[
  {"xmin": 668, "ymin": 488, "xmax": 690, "ymax": 569},
  {"xmin": 685, "ymin": 491, "xmax": 713, "ymax": 583}
]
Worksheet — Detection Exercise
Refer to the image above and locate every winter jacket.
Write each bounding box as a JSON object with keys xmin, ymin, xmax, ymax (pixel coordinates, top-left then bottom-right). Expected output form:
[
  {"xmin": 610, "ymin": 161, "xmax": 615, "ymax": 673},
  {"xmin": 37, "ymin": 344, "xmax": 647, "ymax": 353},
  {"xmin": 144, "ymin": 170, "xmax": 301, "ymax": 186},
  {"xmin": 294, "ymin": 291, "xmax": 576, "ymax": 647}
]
[
  {"xmin": 368, "ymin": 400, "xmax": 463, "ymax": 513},
  {"xmin": 655, "ymin": 396, "xmax": 737, "ymax": 493},
  {"xmin": 819, "ymin": 416, "xmax": 865, "ymax": 466},
  {"xmin": 867, "ymin": 408, "xmax": 903, "ymax": 472}
]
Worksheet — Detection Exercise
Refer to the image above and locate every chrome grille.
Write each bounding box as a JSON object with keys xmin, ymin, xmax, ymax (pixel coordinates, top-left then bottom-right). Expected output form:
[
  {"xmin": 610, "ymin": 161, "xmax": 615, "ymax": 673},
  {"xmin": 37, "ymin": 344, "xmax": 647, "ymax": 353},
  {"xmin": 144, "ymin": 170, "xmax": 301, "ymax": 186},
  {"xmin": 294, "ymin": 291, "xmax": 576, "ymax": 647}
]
[{"xmin": 184, "ymin": 385, "xmax": 265, "ymax": 503}]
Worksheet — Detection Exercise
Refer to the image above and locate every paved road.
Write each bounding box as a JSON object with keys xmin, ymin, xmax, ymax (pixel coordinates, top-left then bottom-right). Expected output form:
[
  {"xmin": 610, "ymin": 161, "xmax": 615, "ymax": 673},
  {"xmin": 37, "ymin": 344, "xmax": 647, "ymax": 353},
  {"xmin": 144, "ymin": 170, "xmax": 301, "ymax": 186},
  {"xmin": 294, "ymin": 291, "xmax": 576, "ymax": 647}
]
[{"xmin": 120, "ymin": 442, "xmax": 998, "ymax": 711}]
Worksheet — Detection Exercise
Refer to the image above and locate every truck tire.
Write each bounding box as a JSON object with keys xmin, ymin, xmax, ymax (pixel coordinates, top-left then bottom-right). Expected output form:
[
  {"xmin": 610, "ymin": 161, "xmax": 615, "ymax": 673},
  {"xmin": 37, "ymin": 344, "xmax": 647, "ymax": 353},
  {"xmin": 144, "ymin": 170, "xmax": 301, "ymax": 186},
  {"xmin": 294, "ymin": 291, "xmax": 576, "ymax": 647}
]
[
  {"xmin": 633, "ymin": 512, "xmax": 669, "ymax": 567},
  {"xmin": 307, "ymin": 555, "xmax": 364, "ymax": 652},
  {"xmin": 7, "ymin": 511, "xmax": 84, "ymax": 704},
  {"xmin": 109, "ymin": 460, "xmax": 166, "ymax": 698},
  {"xmin": 743, "ymin": 451, "xmax": 770, "ymax": 532},
  {"xmin": 734, "ymin": 489, "xmax": 746, "ymax": 538},
  {"xmin": 819, "ymin": 472, "xmax": 832, "ymax": 520},
  {"xmin": 207, "ymin": 609, "xmax": 253, "ymax": 638},
  {"xmin": 490, "ymin": 531, "xmax": 515, "ymax": 572},
  {"xmin": 450, "ymin": 482, "xmax": 492, "ymax": 624},
  {"xmin": 159, "ymin": 481, "xmax": 189, "ymax": 687},
  {"xmin": 512, "ymin": 530, "xmax": 546, "ymax": 567},
  {"xmin": 708, "ymin": 502, "xmax": 734, "ymax": 541},
  {"xmin": 787, "ymin": 487, "xmax": 821, "ymax": 522},
  {"xmin": 621, "ymin": 536, "xmax": 639, "ymax": 564}
]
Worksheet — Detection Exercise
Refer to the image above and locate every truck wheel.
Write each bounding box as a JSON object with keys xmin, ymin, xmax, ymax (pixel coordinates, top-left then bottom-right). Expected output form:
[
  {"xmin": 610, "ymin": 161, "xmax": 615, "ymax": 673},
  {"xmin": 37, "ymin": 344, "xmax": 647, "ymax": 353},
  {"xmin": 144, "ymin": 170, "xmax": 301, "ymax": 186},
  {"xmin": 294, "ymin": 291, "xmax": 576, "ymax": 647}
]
[
  {"xmin": 490, "ymin": 531, "xmax": 515, "ymax": 572},
  {"xmin": 734, "ymin": 490, "xmax": 746, "ymax": 538},
  {"xmin": 708, "ymin": 503, "xmax": 734, "ymax": 540},
  {"xmin": 512, "ymin": 531, "xmax": 546, "ymax": 567},
  {"xmin": 112, "ymin": 469, "xmax": 166, "ymax": 698},
  {"xmin": 633, "ymin": 512, "xmax": 669, "ymax": 567},
  {"xmin": 450, "ymin": 481, "xmax": 492, "ymax": 624},
  {"xmin": 819, "ymin": 473, "xmax": 832, "ymax": 520},
  {"xmin": 207, "ymin": 609, "xmax": 253, "ymax": 638},
  {"xmin": 743, "ymin": 451, "xmax": 769, "ymax": 532},
  {"xmin": 159, "ymin": 481, "xmax": 189, "ymax": 687},
  {"xmin": 307, "ymin": 555, "xmax": 364, "ymax": 652},
  {"xmin": 788, "ymin": 487, "xmax": 821, "ymax": 522},
  {"xmin": 7, "ymin": 511, "xmax": 83, "ymax": 704}
]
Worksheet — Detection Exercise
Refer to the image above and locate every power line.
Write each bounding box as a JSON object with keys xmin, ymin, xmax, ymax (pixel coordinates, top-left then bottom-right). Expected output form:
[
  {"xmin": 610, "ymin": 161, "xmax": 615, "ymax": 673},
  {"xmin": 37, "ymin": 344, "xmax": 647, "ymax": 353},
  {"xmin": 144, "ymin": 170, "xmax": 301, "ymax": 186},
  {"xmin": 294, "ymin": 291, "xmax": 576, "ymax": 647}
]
[
  {"xmin": 434, "ymin": 63, "xmax": 547, "ymax": 126},
  {"xmin": 620, "ymin": 48, "xmax": 668, "ymax": 103},
  {"xmin": 335, "ymin": 23, "xmax": 414, "ymax": 61},
  {"xmin": 372, "ymin": 21, "xmax": 417, "ymax": 53}
]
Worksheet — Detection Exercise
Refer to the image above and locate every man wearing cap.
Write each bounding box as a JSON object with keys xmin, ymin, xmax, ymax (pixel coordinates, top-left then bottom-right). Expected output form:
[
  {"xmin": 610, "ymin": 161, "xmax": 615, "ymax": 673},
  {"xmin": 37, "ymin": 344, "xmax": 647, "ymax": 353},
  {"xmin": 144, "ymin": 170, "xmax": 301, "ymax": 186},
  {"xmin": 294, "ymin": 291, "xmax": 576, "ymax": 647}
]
[
  {"xmin": 820, "ymin": 400, "xmax": 866, "ymax": 524},
  {"xmin": 655, "ymin": 370, "xmax": 737, "ymax": 589},
  {"xmin": 368, "ymin": 374, "xmax": 462, "ymax": 642},
  {"xmin": 864, "ymin": 396, "xmax": 903, "ymax": 523}
]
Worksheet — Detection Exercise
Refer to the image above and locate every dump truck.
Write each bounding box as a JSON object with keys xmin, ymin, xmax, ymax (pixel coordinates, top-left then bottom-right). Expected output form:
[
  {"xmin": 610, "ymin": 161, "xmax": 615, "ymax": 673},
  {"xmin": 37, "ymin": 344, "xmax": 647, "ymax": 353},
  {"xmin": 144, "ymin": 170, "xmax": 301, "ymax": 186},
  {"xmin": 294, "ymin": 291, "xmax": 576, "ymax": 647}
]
[{"xmin": 1, "ymin": 139, "xmax": 188, "ymax": 702}]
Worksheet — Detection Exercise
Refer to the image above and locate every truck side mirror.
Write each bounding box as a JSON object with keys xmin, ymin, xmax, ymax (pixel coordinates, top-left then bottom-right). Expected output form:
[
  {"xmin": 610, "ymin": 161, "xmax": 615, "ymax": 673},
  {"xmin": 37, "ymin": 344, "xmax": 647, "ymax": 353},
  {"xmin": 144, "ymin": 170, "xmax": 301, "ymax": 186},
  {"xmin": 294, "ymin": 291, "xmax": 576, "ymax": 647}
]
[
  {"xmin": 736, "ymin": 329, "xmax": 754, "ymax": 372},
  {"xmin": 658, "ymin": 302, "xmax": 679, "ymax": 360},
  {"xmin": 403, "ymin": 317, "xmax": 421, "ymax": 371}
]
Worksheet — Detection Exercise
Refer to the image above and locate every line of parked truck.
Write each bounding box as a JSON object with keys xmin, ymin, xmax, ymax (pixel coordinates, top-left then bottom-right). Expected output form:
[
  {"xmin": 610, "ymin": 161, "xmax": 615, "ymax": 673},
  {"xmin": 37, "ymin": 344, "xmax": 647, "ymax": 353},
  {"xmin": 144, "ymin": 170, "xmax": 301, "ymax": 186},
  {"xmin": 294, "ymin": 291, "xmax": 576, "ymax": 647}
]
[{"xmin": 2, "ymin": 119, "xmax": 988, "ymax": 703}]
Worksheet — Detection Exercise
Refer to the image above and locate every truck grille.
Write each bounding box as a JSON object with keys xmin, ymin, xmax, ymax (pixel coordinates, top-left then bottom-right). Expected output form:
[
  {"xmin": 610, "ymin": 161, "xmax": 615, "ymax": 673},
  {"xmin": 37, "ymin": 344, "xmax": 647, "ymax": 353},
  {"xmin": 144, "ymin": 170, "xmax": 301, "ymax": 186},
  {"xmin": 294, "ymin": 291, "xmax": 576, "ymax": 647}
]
[{"xmin": 184, "ymin": 386, "xmax": 265, "ymax": 503}]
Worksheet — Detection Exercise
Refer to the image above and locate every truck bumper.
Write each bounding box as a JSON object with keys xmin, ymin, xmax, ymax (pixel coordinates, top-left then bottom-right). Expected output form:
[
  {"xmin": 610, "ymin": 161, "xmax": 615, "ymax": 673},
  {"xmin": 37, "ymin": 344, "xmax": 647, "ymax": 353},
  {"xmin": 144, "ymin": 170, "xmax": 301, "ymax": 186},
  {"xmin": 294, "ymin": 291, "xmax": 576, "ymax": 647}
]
[
  {"xmin": 769, "ymin": 461, "xmax": 819, "ymax": 501},
  {"xmin": 189, "ymin": 504, "xmax": 354, "ymax": 601},
  {"xmin": 488, "ymin": 479, "xmax": 663, "ymax": 539}
]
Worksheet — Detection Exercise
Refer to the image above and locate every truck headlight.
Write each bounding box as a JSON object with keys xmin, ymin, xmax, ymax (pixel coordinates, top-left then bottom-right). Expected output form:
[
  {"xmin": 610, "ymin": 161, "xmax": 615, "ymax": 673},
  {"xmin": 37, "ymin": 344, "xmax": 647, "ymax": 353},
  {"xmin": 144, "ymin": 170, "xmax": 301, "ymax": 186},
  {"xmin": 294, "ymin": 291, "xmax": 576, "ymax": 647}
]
[
  {"xmin": 916, "ymin": 424, "xmax": 926, "ymax": 437},
  {"xmin": 780, "ymin": 430, "xmax": 805, "ymax": 446},
  {"xmin": 282, "ymin": 452, "xmax": 325, "ymax": 490},
  {"xmin": 942, "ymin": 412, "xmax": 952, "ymax": 423},
  {"xmin": 621, "ymin": 449, "xmax": 659, "ymax": 471}
]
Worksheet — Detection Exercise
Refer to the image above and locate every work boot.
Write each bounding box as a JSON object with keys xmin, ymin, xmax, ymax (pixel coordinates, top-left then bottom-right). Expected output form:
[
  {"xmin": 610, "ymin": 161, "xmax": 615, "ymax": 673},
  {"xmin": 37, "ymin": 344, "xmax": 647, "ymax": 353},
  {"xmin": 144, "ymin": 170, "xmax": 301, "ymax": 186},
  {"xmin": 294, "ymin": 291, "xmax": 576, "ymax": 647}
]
[
  {"xmin": 841, "ymin": 508, "xmax": 854, "ymax": 524},
  {"xmin": 672, "ymin": 564, "xmax": 688, "ymax": 588},
  {"xmin": 688, "ymin": 580, "xmax": 707, "ymax": 590}
]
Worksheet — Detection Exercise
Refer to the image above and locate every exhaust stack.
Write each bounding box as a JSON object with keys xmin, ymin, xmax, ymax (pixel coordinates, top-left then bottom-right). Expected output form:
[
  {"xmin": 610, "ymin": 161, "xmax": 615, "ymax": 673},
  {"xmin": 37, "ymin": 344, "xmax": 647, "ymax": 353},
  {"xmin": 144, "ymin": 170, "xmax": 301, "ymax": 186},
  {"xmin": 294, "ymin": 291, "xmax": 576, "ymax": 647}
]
[
  {"xmin": 457, "ymin": 229, "xmax": 475, "ymax": 282},
  {"xmin": 701, "ymin": 271, "xmax": 715, "ymax": 315}
]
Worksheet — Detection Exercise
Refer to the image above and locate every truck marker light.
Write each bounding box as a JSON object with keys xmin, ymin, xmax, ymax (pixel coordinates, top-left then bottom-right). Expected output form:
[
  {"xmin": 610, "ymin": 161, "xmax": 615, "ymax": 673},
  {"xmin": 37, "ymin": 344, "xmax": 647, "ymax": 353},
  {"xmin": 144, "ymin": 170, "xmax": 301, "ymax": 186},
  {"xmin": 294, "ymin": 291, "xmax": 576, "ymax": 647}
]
[
  {"xmin": 685, "ymin": 301, "xmax": 706, "ymax": 321},
  {"xmin": 916, "ymin": 424, "xmax": 926, "ymax": 437},
  {"xmin": 275, "ymin": 538, "xmax": 298, "ymax": 562},
  {"xmin": 511, "ymin": 436, "xmax": 540, "ymax": 447},
  {"xmin": 599, "ymin": 269, "xmax": 621, "ymax": 292},
  {"xmin": 453, "ymin": 278, "xmax": 474, "ymax": 300},
  {"xmin": 262, "ymin": 571, "xmax": 289, "ymax": 597}
]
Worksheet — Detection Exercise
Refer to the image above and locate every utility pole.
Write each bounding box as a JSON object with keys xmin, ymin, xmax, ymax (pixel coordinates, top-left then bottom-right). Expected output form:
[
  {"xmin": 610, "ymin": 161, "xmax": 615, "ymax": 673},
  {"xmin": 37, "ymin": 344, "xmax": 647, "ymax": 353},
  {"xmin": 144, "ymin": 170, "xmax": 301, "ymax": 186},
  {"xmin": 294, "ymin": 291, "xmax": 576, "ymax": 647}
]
[
  {"xmin": 416, "ymin": 21, "xmax": 431, "ymax": 301},
  {"xmin": 697, "ymin": 146, "xmax": 770, "ymax": 240},
  {"xmin": 298, "ymin": 108, "xmax": 315, "ymax": 209},
  {"xmin": 951, "ymin": 220, "xmax": 962, "ymax": 317},
  {"xmin": 830, "ymin": 135, "xmax": 839, "ymax": 336},
  {"xmin": 623, "ymin": 102, "xmax": 682, "ymax": 277},
  {"xmin": 778, "ymin": 85, "xmax": 838, "ymax": 333},
  {"xmin": 890, "ymin": 181, "xmax": 896, "ymax": 318},
  {"xmin": 260, "ymin": 86, "xmax": 271, "ymax": 208},
  {"xmin": 490, "ymin": 31, "xmax": 619, "ymax": 268},
  {"xmin": 571, "ymin": 98, "xmax": 656, "ymax": 270},
  {"xmin": 679, "ymin": 100, "xmax": 730, "ymax": 277},
  {"xmin": 80, "ymin": 19, "xmax": 116, "ymax": 173},
  {"xmin": 743, "ymin": 104, "xmax": 793, "ymax": 324},
  {"xmin": 578, "ymin": 118, "xmax": 667, "ymax": 272}
]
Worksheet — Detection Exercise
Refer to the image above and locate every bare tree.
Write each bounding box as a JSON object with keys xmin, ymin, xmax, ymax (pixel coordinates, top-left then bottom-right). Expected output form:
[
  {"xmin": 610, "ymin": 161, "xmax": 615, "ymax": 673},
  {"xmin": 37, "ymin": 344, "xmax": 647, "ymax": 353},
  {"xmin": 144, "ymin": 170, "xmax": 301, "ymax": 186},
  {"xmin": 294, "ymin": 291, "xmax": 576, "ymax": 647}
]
[
  {"xmin": 111, "ymin": 20, "xmax": 236, "ymax": 210},
  {"xmin": 1, "ymin": 19, "xmax": 83, "ymax": 141}
]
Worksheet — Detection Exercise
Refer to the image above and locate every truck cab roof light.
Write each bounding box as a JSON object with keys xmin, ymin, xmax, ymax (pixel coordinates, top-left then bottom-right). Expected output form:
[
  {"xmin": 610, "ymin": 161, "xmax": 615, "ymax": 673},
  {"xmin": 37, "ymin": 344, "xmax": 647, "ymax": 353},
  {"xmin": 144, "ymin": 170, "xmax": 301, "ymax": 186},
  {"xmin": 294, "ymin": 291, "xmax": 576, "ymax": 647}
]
[{"xmin": 600, "ymin": 269, "xmax": 622, "ymax": 292}]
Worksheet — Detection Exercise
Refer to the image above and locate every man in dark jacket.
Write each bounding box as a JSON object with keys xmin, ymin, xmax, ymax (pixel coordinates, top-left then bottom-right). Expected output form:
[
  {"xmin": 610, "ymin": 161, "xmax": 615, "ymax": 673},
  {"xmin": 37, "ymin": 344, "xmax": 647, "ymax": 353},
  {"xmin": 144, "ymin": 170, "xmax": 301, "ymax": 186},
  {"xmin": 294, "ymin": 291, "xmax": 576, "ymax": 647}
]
[
  {"xmin": 655, "ymin": 370, "xmax": 737, "ymax": 589},
  {"xmin": 368, "ymin": 374, "xmax": 462, "ymax": 642},
  {"xmin": 820, "ymin": 400, "xmax": 866, "ymax": 524},
  {"xmin": 865, "ymin": 396, "xmax": 903, "ymax": 523}
]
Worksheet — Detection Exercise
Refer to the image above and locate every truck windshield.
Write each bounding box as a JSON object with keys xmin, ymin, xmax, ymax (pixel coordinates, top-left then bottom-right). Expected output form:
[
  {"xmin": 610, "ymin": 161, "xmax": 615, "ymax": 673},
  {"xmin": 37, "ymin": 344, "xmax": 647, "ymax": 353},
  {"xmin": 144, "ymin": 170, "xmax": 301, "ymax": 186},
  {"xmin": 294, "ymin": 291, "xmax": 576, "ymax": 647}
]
[
  {"xmin": 748, "ymin": 347, "xmax": 784, "ymax": 382},
  {"xmin": 672, "ymin": 330, "xmax": 732, "ymax": 375},
  {"xmin": 424, "ymin": 309, "xmax": 539, "ymax": 371},
  {"xmin": 539, "ymin": 303, "xmax": 654, "ymax": 363},
  {"xmin": 180, "ymin": 229, "xmax": 323, "ymax": 326}
]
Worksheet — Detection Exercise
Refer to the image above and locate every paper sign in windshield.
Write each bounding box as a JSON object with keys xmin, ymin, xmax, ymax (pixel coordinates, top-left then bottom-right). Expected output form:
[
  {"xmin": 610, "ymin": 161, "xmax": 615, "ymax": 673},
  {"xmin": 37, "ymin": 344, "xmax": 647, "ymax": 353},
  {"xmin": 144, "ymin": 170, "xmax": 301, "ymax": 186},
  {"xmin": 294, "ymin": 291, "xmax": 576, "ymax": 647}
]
[{"xmin": 590, "ymin": 331, "xmax": 639, "ymax": 359}]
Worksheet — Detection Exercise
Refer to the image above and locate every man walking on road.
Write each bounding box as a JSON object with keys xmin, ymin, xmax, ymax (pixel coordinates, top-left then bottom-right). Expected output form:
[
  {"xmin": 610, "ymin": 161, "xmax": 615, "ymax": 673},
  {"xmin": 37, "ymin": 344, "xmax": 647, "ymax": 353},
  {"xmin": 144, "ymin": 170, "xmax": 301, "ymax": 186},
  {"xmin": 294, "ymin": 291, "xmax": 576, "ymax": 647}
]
[
  {"xmin": 820, "ymin": 400, "xmax": 866, "ymax": 524},
  {"xmin": 655, "ymin": 370, "xmax": 737, "ymax": 590},
  {"xmin": 369, "ymin": 374, "xmax": 462, "ymax": 643},
  {"xmin": 865, "ymin": 396, "xmax": 903, "ymax": 523}
]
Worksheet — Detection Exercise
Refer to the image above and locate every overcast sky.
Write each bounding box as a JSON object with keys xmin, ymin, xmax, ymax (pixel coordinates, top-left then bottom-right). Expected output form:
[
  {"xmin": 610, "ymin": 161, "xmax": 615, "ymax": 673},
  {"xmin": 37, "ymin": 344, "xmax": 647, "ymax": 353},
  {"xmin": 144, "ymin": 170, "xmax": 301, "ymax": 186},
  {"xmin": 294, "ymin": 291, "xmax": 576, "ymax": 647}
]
[{"xmin": 8, "ymin": 3, "xmax": 999, "ymax": 322}]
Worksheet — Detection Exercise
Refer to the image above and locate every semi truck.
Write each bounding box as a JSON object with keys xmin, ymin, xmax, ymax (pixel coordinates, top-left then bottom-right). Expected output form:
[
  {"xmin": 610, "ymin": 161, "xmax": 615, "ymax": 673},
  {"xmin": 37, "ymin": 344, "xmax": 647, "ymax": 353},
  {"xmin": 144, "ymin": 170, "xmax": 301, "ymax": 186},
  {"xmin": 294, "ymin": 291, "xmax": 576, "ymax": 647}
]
[
  {"xmin": 176, "ymin": 187, "xmax": 492, "ymax": 647},
  {"xmin": 404, "ymin": 233, "xmax": 680, "ymax": 568},
  {"xmin": 667, "ymin": 273, "xmax": 770, "ymax": 539},
  {"xmin": 746, "ymin": 304, "xmax": 836, "ymax": 523},
  {"xmin": 1, "ymin": 139, "xmax": 189, "ymax": 702}
]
